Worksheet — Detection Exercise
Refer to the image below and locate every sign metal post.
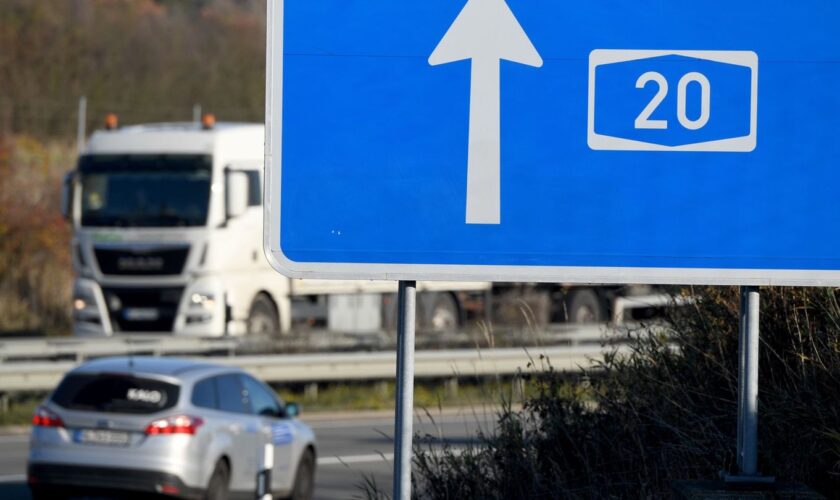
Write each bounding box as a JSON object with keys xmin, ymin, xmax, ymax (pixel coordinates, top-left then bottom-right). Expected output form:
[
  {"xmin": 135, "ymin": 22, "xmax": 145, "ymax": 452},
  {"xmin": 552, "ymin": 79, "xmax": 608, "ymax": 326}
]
[
  {"xmin": 76, "ymin": 96, "xmax": 87, "ymax": 152},
  {"xmin": 729, "ymin": 286, "xmax": 772, "ymax": 482},
  {"xmin": 393, "ymin": 281, "xmax": 417, "ymax": 499}
]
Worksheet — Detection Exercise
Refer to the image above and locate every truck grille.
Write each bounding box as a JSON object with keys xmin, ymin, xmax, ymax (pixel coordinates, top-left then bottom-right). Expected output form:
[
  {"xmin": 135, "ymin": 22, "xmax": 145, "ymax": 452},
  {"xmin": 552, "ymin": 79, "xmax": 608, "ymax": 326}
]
[
  {"xmin": 94, "ymin": 246, "xmax": 189, "ymax": 276},
  {"xmin": 102, "ymin": 287, "xmax": 184, "ymax": 332}
]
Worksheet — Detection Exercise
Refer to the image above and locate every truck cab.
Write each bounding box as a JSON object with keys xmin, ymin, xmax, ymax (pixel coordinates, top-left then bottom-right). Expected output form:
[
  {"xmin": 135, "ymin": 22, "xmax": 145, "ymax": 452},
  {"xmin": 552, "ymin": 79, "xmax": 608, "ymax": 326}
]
[
  {"xmin": 64, "ymin": 120, "xmax": 490, "ymax": 337},
  {"xmin": 65, "ymin": 121, "xmax": 274, "ymax": 336}
]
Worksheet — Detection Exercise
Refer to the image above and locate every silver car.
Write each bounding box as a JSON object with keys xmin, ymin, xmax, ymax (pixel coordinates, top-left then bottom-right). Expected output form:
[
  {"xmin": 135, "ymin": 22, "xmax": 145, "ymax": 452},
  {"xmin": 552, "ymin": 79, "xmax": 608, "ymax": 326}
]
[{"xmin": 27, "ymin": 356, "xmax": 316, "ymax": 500}]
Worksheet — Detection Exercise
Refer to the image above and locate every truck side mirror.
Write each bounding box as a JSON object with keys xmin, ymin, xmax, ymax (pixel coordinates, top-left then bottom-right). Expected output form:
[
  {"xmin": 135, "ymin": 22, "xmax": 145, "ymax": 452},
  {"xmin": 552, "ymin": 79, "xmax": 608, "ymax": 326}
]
[
  {"xmin": 225, "ymin": 169, "xmax": 249, "ymax": 220},
  {"xmin": 61, "ymin": 171, "xmax": 74, "ymax": 221}
]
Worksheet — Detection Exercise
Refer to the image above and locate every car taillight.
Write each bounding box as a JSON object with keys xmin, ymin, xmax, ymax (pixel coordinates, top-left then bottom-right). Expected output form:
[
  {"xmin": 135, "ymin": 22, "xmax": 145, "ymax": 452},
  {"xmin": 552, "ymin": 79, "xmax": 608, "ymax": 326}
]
[
  {"xmin": 32, "ymin": 406, "xmax": 64, "ymax": 428},
  {"xmin": 145, "ymin": 415, "xmax": 203, "ymax": 436}
]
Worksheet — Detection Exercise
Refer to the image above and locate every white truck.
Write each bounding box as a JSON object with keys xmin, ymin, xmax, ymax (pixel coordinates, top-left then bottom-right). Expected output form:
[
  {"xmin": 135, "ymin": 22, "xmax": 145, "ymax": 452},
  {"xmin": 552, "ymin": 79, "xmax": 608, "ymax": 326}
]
[{"xmin": 62, "ymin": 120, "xmax": 490, "ymax": 337}]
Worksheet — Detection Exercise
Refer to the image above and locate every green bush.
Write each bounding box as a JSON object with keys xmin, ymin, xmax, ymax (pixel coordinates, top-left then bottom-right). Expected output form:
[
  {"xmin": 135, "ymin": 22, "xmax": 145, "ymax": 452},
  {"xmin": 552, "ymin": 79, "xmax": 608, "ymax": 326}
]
[{"xmin": 410, "ymin": 287, "xmax": 840, "ymax": 498}]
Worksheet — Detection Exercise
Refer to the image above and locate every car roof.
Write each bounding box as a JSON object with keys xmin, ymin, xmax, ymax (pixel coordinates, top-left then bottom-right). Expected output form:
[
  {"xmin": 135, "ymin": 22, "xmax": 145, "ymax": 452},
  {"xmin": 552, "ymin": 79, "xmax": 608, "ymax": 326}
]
[{"xmin": 70, "ymin": 356, "xmax": 239, "ymax": 382}]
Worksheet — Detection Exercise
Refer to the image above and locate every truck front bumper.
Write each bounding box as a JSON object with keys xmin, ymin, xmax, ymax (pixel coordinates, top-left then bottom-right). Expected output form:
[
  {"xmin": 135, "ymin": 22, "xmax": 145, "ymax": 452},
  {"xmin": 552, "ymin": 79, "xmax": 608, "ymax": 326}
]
[{"xmin": 72, "ymin": 277, "xmax": 229, "ymax": 337}]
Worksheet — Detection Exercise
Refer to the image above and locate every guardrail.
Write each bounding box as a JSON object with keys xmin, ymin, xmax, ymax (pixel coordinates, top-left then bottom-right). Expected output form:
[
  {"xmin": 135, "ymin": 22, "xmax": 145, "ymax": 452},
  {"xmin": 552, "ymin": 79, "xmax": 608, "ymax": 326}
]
[
  {"xmin": 0, "ymin": 293, "xmax": 680, "ymax": 364},
  {"xmin": 0, "ymin": 336, "xmax": 240, "ymax": 363},
  {"xmin": 0, "ymin": 324, "xmax": 621, "ymax": 363},
  {"xmin": 0, "ymin": 342, "xmax": 628, "ymax": 395}
]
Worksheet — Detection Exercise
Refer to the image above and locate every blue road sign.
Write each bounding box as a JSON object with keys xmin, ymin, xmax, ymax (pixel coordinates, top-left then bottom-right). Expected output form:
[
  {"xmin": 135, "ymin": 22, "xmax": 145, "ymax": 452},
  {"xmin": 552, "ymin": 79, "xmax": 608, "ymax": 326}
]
[{"xmin": 265, "ymin": 0, "xmax": 840, "ymax": 285}]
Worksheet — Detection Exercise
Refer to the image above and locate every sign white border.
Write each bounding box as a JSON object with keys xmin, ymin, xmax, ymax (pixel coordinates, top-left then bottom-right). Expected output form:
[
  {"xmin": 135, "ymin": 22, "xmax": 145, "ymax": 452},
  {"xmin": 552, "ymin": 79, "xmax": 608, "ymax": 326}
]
[
  {"xmin": 263, "ymin": 1, "xmax": 840, "ymax": 286},
  {"xmin": 588, "ymin": 49, "xmax": 758, "ymax": 152}
]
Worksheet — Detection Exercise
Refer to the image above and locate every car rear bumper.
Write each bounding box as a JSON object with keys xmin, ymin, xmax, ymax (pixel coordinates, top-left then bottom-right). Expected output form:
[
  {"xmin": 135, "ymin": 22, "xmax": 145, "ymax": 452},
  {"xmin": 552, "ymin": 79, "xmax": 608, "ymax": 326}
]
[{"xmin": 28, "ymin": 462, "xmax": 204, "ymax": 499}]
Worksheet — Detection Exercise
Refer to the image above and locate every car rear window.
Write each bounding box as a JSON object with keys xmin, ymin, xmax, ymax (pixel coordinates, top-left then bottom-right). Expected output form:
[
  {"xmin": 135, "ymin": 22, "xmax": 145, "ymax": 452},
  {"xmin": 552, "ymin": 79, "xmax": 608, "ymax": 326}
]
[{"xmin": 51, "ymin": 373, "xmax": 179, "ymax": 414}]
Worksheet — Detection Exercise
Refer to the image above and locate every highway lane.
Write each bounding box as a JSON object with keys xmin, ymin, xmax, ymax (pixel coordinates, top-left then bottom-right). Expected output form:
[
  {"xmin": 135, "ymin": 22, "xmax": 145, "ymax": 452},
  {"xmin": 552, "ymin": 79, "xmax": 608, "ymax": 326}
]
[{"xmin": 0, "ymin": 408, "xmax": 499, "ymax": 499}]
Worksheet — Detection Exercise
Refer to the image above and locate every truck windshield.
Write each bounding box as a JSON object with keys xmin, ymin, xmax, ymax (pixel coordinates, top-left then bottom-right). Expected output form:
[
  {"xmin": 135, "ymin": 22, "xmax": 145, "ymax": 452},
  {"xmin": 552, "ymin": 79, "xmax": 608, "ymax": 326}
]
[{"xmin": 79, "ymin": 154, "xmax": 212, "ymax": 227}]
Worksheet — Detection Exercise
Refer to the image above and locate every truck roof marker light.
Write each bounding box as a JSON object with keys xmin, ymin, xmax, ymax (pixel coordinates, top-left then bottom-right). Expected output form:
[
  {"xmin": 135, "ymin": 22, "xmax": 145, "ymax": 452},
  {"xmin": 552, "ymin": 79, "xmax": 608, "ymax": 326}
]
[
  {"xmin": 104, "ymin": 113, "xmax": 119, "ymax": 130},
  {"xmin": 201, "ymin": 113, "xmax": 216, "ymax": 130}
]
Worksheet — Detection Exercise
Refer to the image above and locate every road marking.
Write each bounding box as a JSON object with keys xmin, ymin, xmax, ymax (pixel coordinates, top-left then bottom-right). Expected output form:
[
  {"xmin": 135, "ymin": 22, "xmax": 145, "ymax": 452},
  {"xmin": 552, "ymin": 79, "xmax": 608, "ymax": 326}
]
[
  {"xmin": 429, "ymin": 0, "xmax": 542, "ymax": 224},
  {"xmin": 0, "ymin": 474, "xmax": 26, "ymax": 483},
  {"xmin": 307, "ymin": 412, "xmax": 499, "ymax": 430},
  {"xmin": 318, "ymin": 448, "xmax": 467, "ymax": 467},
  {"xmin": 318, "ymin": 453, "xmax": 394, "ymax": 466}
]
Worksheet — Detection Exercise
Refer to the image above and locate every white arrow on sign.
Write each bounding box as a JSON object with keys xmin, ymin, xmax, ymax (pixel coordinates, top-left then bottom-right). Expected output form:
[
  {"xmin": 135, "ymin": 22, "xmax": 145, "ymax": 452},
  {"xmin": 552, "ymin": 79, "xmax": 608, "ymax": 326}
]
[{"xmin": 429, "ymin": 0, "xmax": 542, "ymax": 225}]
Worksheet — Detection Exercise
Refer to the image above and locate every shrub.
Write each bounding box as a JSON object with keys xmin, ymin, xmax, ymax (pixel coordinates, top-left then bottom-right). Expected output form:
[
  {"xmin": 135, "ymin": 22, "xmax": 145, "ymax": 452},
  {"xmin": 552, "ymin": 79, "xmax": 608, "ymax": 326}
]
[
  {"xmin": 0, "ymin": 136, "xmax": 74, "ymax": 334},
  {"xmin": 410, "ymin": 287, "xmax": 840, "ymax": 498}
]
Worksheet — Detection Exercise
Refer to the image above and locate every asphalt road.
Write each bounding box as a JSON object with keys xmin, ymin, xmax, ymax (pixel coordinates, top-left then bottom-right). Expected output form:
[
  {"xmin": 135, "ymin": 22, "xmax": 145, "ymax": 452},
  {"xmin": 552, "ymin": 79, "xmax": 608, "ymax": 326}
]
[{"xmin": 0, "ymin": 408, "xmax": 498, "ymax": 499}]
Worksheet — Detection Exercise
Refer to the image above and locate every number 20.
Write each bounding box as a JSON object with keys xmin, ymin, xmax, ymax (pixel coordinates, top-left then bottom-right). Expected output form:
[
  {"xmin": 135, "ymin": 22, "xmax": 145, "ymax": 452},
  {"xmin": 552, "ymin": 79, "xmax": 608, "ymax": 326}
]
[{"xmin": 634, "ymin": 71, "xmax": 711, "ymax": 130}]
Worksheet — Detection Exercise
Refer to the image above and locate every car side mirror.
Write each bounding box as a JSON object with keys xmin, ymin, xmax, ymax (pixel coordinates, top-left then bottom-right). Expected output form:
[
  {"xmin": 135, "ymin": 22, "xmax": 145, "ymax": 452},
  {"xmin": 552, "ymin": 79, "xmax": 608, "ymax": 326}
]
[
  {"xmin": 61, "ymin": 171, "xmax": 74, "ymax": 221},
  {"xmin": 285, "ymin": 402, "xmax": 300, "ymax": 418},
  {"xmin": 225, "ymin": 169, "xmax": 249, "ymax": 220}
]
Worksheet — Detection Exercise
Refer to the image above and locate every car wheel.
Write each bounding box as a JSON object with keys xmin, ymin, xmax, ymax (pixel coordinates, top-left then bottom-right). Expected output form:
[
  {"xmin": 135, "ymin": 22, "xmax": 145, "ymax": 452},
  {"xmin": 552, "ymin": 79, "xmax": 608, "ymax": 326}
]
[
  {"xmin": 248, "ymin": 294, "xmax": 280, "ymax": 338},
  {"xmin": 290, "ymin": 449, "xmax": 315, "ymax": 500},
  {"xmin": 566, "ymin": 288, "xmax": 607, "ymax": 324},
  {"xmin": 204, "ymin": 459, "xmax": 230, "ymax": 500}
]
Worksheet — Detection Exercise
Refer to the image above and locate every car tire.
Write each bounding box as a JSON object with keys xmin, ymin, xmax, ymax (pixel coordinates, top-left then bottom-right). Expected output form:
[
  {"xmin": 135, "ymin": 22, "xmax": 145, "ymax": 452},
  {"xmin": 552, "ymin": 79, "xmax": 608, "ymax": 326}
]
[
  {"xmin": 204, "ymin": 459, "xmax": 230, "ymax": 500},
  {"xmin": 248, "ymin": 294, "xmax": 280, "ymax": 338},
  {"xmin": 289, "ymin": 449, "xmax": 315, "ymax": 500},
  {"xmin": 565, "ymin": 288, "xmax": 607, "ymax": 323}
]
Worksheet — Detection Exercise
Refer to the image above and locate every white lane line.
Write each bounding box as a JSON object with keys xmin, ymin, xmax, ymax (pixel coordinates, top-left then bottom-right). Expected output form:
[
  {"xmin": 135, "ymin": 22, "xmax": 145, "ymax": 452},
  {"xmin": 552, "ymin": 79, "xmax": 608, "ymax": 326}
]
[
  {"xmin": 0, "ymin": 474, "xmax": 26, "ymax": 483},
  {"xmin": 317, "ymin": 447, "xmax": 467, "ymax": 467},
  {"xmin": 318, "ymin": 453, "xmax": 394, "ymax": 466},
  {"xmin": 308, "ymin": 415, "xmax": 497, "ymax": 430}
]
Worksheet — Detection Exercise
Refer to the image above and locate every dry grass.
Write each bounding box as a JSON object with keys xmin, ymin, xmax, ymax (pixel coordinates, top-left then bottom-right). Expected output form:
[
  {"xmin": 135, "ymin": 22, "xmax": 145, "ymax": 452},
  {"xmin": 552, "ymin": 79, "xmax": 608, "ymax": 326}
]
[{"xmin": 0, "ymin": 136, "xmax": 74, "ymax": 335}]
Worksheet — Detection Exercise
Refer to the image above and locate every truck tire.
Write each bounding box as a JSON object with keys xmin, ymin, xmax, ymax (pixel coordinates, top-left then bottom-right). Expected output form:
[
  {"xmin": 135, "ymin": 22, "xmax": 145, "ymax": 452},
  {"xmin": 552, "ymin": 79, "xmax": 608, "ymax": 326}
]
[
  {"xmin": 420, "ymin": 292, "xmax": 461, "ymax": 333},
  {"xmin": 382, "ymin": 293, "xmax": 398, "ymax": 332},
  {"xmin": 565, "ymin": 288, "xmax": 607, "ymax": 324},
  {"xmin": 247, "ymin": 294, "xmax": 280, "ymax": 338}
]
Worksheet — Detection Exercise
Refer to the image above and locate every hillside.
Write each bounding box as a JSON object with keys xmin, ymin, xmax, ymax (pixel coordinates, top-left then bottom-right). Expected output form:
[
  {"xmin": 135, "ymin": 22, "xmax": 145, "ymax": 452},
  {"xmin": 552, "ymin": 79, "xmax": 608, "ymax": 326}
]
[{"xmin": 0, "ymin": 0, "xmax": 266, "ymax": 140}]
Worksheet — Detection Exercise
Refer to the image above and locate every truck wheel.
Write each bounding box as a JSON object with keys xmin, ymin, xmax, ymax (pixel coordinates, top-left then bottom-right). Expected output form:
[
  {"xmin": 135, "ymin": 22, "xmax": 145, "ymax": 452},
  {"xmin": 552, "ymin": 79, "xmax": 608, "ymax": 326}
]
[
  {"xmin": 382, "ymin": 293, "xmax": 398, "ymax": 332},
  {"xmin": 248, "ymin": 294, "xmax": 280, "ymax": 338},
  {"xmin": 290, "ymin": 449, "xmax": 315, "ymax": 500},
  {"xmin": 565, "ymin": 289, "xmax": 606, "ymax": 324},
  {"xmin": 204, "ymin": 459, "xmax": 230, "ymax": 500},
  {"xmin": 420, "ymin": 293, "xmax": 460, "ymax": 332}
]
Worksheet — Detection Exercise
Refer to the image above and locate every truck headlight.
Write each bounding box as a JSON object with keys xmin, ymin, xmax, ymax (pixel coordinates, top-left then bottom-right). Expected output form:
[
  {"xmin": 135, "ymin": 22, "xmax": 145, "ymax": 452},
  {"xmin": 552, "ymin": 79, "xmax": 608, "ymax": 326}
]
[
  {"xmin": 189, "ymin": 293, "xmax": 216, "ymax": 312},
  {"xmin": 73, "ymin": 288, "xmax": 100, "ymax": 323},
  {"xmin": 186, "ymin": 292, "xmax": 216, "ymax": 324}
]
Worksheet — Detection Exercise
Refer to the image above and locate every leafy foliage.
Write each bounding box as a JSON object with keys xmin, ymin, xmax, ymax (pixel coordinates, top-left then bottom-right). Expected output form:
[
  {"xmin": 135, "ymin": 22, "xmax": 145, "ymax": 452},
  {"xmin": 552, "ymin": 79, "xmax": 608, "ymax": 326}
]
[
  {"xmin": 0, "ymin": 136, "xmax": 73, "ymax": 334},
  {"xmin": 0, "ymin": 0, "xmax": 266, "ymax": 138}
]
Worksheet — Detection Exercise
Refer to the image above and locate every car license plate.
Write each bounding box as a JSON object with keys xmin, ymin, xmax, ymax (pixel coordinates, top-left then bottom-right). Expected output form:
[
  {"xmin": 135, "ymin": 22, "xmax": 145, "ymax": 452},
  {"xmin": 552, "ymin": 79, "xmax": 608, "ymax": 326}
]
[{"xmin": 73, "ymin": 429, "xmax": 131, "ymax": 446}]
